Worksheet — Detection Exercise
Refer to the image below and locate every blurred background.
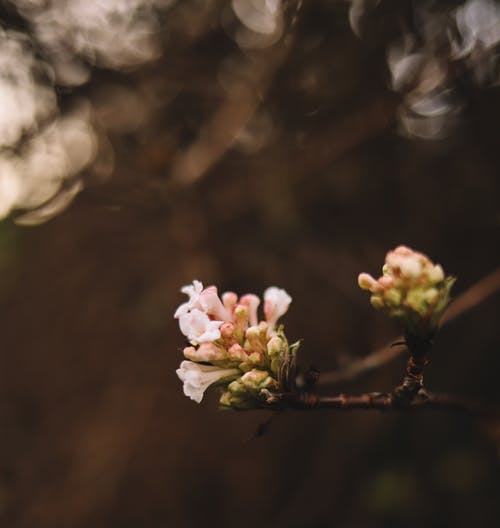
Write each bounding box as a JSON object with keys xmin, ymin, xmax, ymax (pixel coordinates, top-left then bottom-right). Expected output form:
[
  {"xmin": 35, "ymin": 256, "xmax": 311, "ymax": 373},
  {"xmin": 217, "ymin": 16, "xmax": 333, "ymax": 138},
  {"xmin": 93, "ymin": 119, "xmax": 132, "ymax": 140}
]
[{"xmin": 0, "ymin": 0, "xmax": 499, "ymax": 526}]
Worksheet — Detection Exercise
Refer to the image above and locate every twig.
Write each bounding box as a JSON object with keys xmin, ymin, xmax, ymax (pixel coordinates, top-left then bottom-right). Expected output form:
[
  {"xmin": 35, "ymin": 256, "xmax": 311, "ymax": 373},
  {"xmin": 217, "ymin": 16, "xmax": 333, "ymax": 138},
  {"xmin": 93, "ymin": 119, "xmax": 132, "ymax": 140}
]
[
  {"xmin": 318, "ymin": 267, "xmax": 500, "ymax": 386},
  {"xmin": 267, "ymin": 391, "xmax": 493, "ymax": 417},
  {"xmin": 392, "ymin": 331, "xmax": 432, "ymax": 399},
  {"xmin": 439, "ymin": 267, "xmax": 500, "ymax": 326}
]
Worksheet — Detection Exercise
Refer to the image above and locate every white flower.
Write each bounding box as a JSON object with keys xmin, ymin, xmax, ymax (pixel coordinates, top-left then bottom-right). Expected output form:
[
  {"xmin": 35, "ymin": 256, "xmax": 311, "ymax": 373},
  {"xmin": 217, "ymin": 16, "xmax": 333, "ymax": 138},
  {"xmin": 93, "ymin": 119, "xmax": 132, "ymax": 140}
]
[
  {"xmin": 176, "ymin": 360, "xmax": 240, "ymax": 403},
  {"xmin": 263, "ymin": 286, "xmax": 292, "ymax": 330},
  {"xmin": 174, "ymin": 281, "xmax": 231, "ymax": 321},
  {"xmin": 178, "ymin": 309, "xmax": 224, "ymax": 344},
  {"xmin": 174, "ymin": 280, "xmax": 203, "ymax": 319},
  {"xmin": 198, "ymin": 286, "xmax": 231, "ymax": 320}
]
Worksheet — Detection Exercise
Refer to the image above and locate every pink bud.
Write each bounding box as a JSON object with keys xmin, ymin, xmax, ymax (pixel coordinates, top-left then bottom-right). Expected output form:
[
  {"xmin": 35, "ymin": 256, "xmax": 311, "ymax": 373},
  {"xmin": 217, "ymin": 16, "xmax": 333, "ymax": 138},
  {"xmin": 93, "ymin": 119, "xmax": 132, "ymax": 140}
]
[
  {"xmin": 239, "ymin": 294, "xmax": 261, "ymax": 326},
  {"xmin": 222, "ymin": 291, "xmax": 238, "ymax": 313},
  {"xmin": 227, "ymin": 343, "xmax": 247, "ymax": 362},
  {"xmin": 220, "ymin": 321, "xmax": 236, "ymax": 339},
  {"xmin": 245, "ymin": 325, "xmax": 265, "ymax": 354},
  {"xmin": 234, "ymin": 304, "xmax": 249, "ymax": 331},
  {"xmin": 357, "ymin": 273, "xmax": 378, "ymax": 291},
  {"xmin": 393, "ymin": 245, "xmax": 413, "ymax": 256},
  {"xmin": 378, "ymin": 276, "xmax": 394, "ymax": 288},
  {"xmin": 183, "ymin": 343, "xmax": 225, "ymax": 362}
]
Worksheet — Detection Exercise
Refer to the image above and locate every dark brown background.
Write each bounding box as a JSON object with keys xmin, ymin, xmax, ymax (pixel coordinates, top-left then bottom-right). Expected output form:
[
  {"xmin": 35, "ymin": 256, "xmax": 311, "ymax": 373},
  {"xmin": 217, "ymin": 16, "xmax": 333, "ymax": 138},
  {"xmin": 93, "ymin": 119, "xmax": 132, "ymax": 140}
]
[{"xmin": 0, "ymin": 1, "xmax": 499, "ymax": 527}]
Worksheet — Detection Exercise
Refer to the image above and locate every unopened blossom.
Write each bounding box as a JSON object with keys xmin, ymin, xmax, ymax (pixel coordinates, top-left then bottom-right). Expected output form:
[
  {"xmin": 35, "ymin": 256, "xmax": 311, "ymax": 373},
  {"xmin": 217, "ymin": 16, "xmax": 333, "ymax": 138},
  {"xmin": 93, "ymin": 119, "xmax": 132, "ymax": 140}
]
[
  {"xmin": 239, "ymin": 294, "xmax": 260, "ymax": 326},
  {"xmin": 220, "ymin": 369, "xmax": 277, "ymax": 409},
  {"xmin": 263, "ymin": 286, "xmax": 292, "ymax": 331},
  {"xmin": 358, "ymin": 245, "xmax": 455, "ymax": 337},
  {"xmin": 222, "ymin": 291, "xmax": 238, "ymax": 312},
  {"xmin": 183, "ymin": 343, "xmax": 227, "ymax": 363},
  {"xmin": 176, "ymin": 361, "xmax": 239, "ymax": 403}
]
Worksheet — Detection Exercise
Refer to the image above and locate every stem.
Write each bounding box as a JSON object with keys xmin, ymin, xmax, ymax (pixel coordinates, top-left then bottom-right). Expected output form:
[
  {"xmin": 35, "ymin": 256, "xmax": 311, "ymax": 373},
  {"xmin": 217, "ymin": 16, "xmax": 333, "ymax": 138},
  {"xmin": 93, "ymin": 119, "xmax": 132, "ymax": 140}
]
[
  {"xmin": 266, "ymin": 391, "xmax": 492, "ymax": 417},
  {"xmin": 392, "ymin": 332, "xmax": 432, "ymax": 400}
]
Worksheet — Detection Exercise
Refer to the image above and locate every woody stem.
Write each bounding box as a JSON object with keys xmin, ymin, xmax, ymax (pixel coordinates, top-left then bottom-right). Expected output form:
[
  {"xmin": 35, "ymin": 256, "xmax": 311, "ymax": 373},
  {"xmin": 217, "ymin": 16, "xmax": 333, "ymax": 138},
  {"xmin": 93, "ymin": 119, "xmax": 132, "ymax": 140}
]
[
  {"xmin": 393, "ymin": 331, "xmax": 433, "ymax": 401},
  {"xmin": 268, "ymin": 391, "xmax": 490, "ymax": 417}
]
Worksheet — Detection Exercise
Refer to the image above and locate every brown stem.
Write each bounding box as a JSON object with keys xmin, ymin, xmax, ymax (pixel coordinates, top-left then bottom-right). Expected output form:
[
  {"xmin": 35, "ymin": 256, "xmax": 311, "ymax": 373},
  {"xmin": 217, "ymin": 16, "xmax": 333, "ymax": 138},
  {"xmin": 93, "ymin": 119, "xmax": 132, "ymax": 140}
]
[
  {"xmin": 392, "ymin": 332, "xmax": 433, "ymax": 400},
  {"xmin": 266, "ymin": 391, "xmax": 493, "ymax": 417}
]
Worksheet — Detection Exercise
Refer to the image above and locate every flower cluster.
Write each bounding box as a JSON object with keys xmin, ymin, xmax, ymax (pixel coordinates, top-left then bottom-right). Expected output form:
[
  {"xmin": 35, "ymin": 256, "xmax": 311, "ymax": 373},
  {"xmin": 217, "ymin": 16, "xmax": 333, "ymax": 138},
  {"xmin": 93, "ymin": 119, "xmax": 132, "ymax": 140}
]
[
  {"xmin": 175, "ymin": 281, "xmax": 295, "ymax": 408},
  {"xmin": 358, "ymin": 246, "xmax": 455, "ymax": 337}
]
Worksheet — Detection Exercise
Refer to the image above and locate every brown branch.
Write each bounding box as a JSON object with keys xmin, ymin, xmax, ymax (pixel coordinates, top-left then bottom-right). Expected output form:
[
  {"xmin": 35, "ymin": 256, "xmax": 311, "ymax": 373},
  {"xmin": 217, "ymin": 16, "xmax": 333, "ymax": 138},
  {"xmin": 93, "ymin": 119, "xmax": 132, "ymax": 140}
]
[
  {"xmin": 269, "ymin": 391, "xmax": 494, "ymax": 417},
  {"xmin": 318, "ymin": 267, "xmax": 500, "ymax": 386},
  {"xmin": 439, "ymin": 267, "xmax": 500, "ymax": 326}
]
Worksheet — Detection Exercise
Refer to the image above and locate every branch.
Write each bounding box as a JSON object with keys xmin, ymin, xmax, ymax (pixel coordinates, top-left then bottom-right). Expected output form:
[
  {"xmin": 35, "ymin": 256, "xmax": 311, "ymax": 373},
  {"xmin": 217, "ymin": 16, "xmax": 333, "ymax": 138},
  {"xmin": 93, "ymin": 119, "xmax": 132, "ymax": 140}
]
[
  {"xmin": 269, "ymin": 391, "xmax": 494, "ymax": 417},
  {"xmin": 318, "ymin": 267, "xmax": 500, "ymax": 386},
  {"xmin": 439, "ymin": 267, "xmax": 500, "ymax": 326}
]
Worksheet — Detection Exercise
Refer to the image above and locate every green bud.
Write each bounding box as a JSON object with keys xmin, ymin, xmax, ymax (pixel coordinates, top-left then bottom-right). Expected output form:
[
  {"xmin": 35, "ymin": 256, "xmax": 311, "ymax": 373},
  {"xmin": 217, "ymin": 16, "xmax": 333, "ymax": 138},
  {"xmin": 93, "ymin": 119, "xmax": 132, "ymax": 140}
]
[
  {"xmin": 370, "ymin": 295, "xmax": 384, "ymax": 309},
  {"xmin": 240, "ymin": 369, "xmax": 275, "ymax": 391},
  {"xmin": 406, "ymin": 288, "xmax": 428, "ymax": 316},
  {"xmin": 267, "ymin": 336, "xmax": 284, "ymax": 357},
  {"xmin": 424, "ymin": 287, "xmax": 439, "ymax": 304},
  {"xmin": 359, "ymin": 246, "xmax": 456, "ymax": 338},
  {"xmin": 384, "ymin": 288, "xmax": 402, "ymax": 307},
  {"xmin": 219, "ymin": 390, "xmax": 255, "ymax": 410}
]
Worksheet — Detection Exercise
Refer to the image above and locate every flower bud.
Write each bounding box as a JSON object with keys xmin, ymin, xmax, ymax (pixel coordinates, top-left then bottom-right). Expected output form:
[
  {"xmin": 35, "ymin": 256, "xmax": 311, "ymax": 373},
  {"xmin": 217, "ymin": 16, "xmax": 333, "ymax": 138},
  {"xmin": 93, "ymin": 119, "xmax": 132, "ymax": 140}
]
[
  {"xmin": 358, "ymin": 272, "xmax": 378, "ymax": 291},
  {"xmin": 221, "ymin": 291, "xmax": 238, "ymax": 312},
  {"xmin": 258, "ymin": 320, "xmax": 269, "ymax": 336},
  {"xmin": 227, "ymin": 343, "xmax": 247, "ymax": 363},
  {"xmin": 240, "ymin": 369, "xmax": 276, "ymax": 391},
  {"xmin": 220, "ymin": 321, "xmax": 241, "ymax": 348},
  {"xmin": 245, "ymin": 325, "xmax": 266, "ymax": 354},
  {"xmin": 267, "ymin": 335, "xmax": 284, "ymax": 357},
  {"xmin": 234, "ymin": 304, "xmax": 249, "ymax": 331},
  {"xmin": 219, "ymin": 390, "xmax": 255, "ymax": 410},
  {"xmin": 183, "ymin": 343, "xmax": 226, "ymax": 363},
  {"xmin": 384, "ymin": 288, "xmax": 402, "ymax": 307},
  {"xmin": 359, "ymin": 246, "xmax": 455, "ymax": 337},
  {"xmin": 428, "ymin": 264, "xmax": 444, "ymax": 283},
  {"xmin": 370, "ymin": 295, "xmax": 384, "ymax": 309},
  {"xmin": 239, "ymin": 294, "xmax": 260, "ymax": 326},
  {"xmin": 223, "ymin": 369, "xmax": 277, "ymax": 408}
]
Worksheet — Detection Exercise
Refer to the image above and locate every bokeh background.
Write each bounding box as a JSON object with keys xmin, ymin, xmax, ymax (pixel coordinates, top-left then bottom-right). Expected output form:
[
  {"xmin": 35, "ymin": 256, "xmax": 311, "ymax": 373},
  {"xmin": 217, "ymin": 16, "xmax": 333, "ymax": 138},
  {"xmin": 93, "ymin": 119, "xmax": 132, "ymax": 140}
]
[{"xmin": 0, "ymin": 1, "xmax": 499, "ymax": 527}]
